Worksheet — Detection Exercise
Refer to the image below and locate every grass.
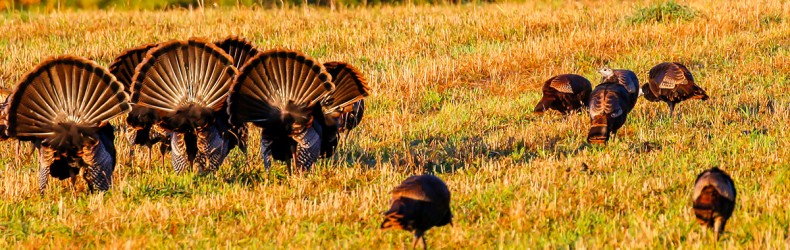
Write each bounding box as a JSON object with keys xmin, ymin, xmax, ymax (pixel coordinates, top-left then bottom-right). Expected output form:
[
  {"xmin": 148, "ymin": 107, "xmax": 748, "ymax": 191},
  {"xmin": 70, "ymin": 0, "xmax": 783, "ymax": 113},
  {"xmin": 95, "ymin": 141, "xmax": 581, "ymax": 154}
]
[
  {"xmin": 1, "ymin": 0, "xmax": 790, "ymax": 248},
  {"xmin": 627, "ymin": 0, "xmax": 700, "ymax": 24}
]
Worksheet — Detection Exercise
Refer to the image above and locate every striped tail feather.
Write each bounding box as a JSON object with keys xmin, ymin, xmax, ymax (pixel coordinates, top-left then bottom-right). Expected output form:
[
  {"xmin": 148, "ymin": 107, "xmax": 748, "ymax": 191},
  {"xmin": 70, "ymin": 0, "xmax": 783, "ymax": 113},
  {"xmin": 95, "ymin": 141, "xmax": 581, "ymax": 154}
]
[
  {"xmin": 6, "ymin": 55, "xmax": 130, "ymax": 142},
  {"xmin": 214, "ymin": 36, "xmax": 259, "ymax": 70},
  {"xmin": 109, "ymin": 43, "xmax": 159, "ymax": 90},
  {"xmin": 322, "ymin": 61, "xmax": 370, "ymax": 114},
  {"xmin": 229, "ymin": 48, "xmax": 334, "ymax": 132},
  {"xmin": 131, "ymin": 38, "xmax": 237, "ymax": 133}
]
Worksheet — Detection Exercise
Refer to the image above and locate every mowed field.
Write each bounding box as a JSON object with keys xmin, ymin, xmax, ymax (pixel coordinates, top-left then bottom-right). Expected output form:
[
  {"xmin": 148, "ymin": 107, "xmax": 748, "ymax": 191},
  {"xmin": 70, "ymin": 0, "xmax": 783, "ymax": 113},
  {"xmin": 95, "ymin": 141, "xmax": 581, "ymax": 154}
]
[{"xmin": 1, "ymin": 0, "xmax": 790, "ymax": 248}]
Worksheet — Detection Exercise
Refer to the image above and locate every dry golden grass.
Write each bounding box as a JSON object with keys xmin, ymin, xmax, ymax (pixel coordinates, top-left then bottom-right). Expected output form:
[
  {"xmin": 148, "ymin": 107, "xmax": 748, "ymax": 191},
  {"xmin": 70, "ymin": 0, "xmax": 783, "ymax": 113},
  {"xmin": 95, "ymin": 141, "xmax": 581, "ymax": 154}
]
[{"xmin": 1, "ymin": 0, "xmax": 790, "ymax": 248}]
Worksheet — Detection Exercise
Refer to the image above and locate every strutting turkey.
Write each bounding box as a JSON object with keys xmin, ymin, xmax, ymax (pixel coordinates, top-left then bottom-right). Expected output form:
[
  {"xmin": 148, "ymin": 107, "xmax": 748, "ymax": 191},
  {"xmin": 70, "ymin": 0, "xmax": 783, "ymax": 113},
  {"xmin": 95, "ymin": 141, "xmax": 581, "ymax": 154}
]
[
  {"xmin": 381, "ymin": 174, "xmax": 453, "ymax": 250},
  {"xmin": 230, "ymin": 49, "xmax": 342, "ymax": 173},
  {"xmin": 213, "ymin": 36, "xmax": 262, "ymax": 155},
  {"xmin": 642, "ymin": 62, "xmax": 709, "ymax": 116},
  {"xmin": 586, "ymin": 81, "xmax": 634, "ymax": 144},
  {"xmin": 109, "ymin": 43, "xmax": 171, "ymax": 166},
  {"xmin": 130, "ymin": 38, "xmax": 241, "ymax": 174},
  {"xmin": 533, "ymin": 74, "xmax": 592, "ymax": 114},
  {"xmin": 693, "ymin": 167, "xmax": 736, "ymax": 241},
  {"xmin": 4, "ymin": 56, "xmax": 131, "ymax": 193},
  {"xmin": 321, "ymin": 61, "xmax": 371, "ymax": 151}
]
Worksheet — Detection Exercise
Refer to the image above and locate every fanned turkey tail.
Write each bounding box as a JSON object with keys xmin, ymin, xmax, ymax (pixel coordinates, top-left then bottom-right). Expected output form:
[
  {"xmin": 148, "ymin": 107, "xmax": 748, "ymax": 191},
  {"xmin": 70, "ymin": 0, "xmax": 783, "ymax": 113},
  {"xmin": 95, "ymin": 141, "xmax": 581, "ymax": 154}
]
[
  {"xmin": 322, "ymin": 61, "xmax": 371, "ymax": 133},
  {"xmin": 5, "ymin": 55, "xmax": 130, "ymax": 193},
  {"xmin": 132, "ymin": 38, "xmax": 238, "ymax": 173},
  {"xmin": 215, "ymin": 36, "xmax": 259, "ymax": 70},
  {"xmin": 229, "ymin": 48, "xmax": 334, "ymax": 172},
  {"xmin": 318, "ymin": 61, "xmax": 371, "ymax": 158},
  {"xmin": 109, "ymin": 43, "xmax": 170, "ymax": 164}
]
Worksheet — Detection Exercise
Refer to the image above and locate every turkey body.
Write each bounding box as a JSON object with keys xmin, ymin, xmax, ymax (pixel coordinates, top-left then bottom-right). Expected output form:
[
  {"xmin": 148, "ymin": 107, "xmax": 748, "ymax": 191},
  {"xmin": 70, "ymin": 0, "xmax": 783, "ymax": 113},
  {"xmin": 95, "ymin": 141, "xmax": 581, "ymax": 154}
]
[
  {"xmin": 693, "ymin": 167, "xmax": 736, "ymax": 241},
  {"xmin": 642, "ymin": 62, "xmax": 709, "ymax": 116},
  {"xmin": 381, "ymin": 174, "xmax": 453, "ymax": 249},
  {"xmin": 533, "ymin": 74, "xmax": 592, "ymax": 114},
  {"xmin": 586, "ymin": 82, "xmax": 633, "ymax": 144},
  {"xmin": 229, "ymin": 52, "xmax": 369, "ymax": 173}
]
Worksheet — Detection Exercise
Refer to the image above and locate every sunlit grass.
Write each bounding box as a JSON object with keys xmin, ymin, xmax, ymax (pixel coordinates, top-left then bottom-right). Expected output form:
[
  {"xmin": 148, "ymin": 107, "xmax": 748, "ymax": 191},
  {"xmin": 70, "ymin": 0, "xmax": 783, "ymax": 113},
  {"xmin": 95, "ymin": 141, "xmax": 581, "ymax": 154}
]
[{"xmin": 1, "ymin": 0, "xmax": 789, "ymax": 248}]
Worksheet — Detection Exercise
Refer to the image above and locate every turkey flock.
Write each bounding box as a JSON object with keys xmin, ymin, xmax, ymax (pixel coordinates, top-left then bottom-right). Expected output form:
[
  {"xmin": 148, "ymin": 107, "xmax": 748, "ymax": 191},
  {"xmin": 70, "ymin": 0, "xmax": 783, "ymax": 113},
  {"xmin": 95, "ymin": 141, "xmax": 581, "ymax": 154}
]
[{"xmin": 0, "ymin": 35, "xmax": 736, "ymax": 247}]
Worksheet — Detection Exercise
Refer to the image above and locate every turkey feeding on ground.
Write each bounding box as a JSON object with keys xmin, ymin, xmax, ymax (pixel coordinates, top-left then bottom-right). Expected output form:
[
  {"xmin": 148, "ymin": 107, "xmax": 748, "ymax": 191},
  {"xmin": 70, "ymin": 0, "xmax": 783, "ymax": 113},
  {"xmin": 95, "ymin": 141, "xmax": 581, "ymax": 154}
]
[
  {"xmin": 642, "ymin": 62, "xmax": 709, "ymax": 116},
  {"xmin": 533, "ymin": 74, "xmax": 592, "ymax": 114},
  {"xmin": 5, "ymin": 56, "xmax": 131, "ymax": 193},
  {"xmin": 693, "ymin": 167, "xmax": 736, "ymax": 241},
  {"xmin": 381, "ymin": 174, "xmax": 453, "ymax": 250}
]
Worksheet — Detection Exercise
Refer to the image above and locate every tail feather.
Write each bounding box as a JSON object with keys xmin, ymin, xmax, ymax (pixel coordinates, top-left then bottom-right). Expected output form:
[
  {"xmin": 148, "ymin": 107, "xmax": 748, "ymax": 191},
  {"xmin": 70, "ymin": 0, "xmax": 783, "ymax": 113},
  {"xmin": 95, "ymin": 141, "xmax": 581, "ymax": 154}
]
[
  {"xmin": 214, "ymin": 36, "xmax": 259, "ymax": 70},
  {"xmin": 229, "ymin": 49, "xmax": 334, "ymax": 133},
  {"xmin": 587, "ymin": 115, "xmax": 609, "ymax": 144},
  {"xmin": 6, "ymin": 56, "xmax": 130, "ymax": 141},
  {"xmin": 131, "ymin": 38, "xmax": 237, "ymax": 132},
  {"xmin": 693, "ymin": 85, "xmax": 709, "ymax": 100},
  {"xmin": 381, "ymin": 199, "xmax": 411, "ymax": 230},
  {"xmin": 322, "ymin": 61, "xmax": 370, "ymax": 114},
  {"xmin": 109, "ymin": 43, "xmax": 158, "ymax": 90}
]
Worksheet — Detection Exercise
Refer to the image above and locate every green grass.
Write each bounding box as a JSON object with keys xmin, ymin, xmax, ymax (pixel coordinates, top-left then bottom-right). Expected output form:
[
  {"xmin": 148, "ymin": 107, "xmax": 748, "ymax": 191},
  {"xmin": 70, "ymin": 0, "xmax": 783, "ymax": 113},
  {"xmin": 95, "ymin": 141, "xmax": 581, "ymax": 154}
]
[
  {"xmin": 1, "ymin": 0, "xmax": 790, "ymax": 248},
  {"xmin": 627, "ymin": 0, "xmax": 700, "ymax": 24}
]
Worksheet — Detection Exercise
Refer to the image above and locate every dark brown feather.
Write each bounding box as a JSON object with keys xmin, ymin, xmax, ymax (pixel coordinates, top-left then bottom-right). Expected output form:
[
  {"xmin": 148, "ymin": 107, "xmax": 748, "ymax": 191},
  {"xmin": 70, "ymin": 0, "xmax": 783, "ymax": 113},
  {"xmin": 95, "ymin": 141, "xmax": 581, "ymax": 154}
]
[
  {"xmin": 109, "ymin": 43, "xmax": 159, "ymax": 91},
  {"xmin": 534, "ymin": 74, "xmax": 592, "ymax": 114},
  {"xmin": 214, "ymin": 36, "xmax": 259, "ymax": 71}
]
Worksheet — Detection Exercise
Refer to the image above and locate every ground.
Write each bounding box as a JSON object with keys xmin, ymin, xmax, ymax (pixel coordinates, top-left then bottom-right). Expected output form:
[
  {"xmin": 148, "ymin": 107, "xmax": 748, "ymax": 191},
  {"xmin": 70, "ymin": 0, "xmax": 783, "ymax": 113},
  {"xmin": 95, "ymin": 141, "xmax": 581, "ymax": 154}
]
[{"xmin": 0, "ymin": 0, "xmax": 789, "ymax": 248}]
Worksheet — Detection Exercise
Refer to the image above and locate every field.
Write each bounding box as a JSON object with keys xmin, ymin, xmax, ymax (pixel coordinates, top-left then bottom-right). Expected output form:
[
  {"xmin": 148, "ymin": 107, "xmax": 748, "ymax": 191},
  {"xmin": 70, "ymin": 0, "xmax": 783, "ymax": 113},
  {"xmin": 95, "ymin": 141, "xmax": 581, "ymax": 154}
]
[{"xmin": 1, "ymin": 0, "xmax": 790, "ymax": 248}]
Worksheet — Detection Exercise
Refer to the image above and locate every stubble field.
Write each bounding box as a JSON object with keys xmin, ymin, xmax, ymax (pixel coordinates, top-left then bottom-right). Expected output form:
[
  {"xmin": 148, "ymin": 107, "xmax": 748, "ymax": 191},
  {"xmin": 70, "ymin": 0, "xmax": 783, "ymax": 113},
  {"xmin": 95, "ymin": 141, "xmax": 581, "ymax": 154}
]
[{"xmin": 0, "ymin": 0, "xmax": 789, "ymax": 248}]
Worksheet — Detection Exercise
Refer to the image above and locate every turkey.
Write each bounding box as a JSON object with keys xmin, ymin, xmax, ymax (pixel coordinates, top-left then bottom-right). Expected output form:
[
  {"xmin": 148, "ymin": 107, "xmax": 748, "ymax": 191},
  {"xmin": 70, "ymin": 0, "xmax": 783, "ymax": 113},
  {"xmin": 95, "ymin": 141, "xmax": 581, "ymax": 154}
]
[
  {"xmin": 321, "ymin": 61, "xmax": 371, "ymax": 150},
  {"xmin": 586, "ymin": 82, "xmax": 633, "ymax": 144},
  {"xmin": 213, "ymin": 36, "xmax": 262, "ymax": 155},
  {"xmin": 381, "ymin": 174, "xmax": 453, "ymax": 250},
  {"xmin": 5, "ymin": 56, "xmax": 131, "ymax": 193},
  {"xmin": 642, "ymin": 62, "xmax": 709, "ymax": 116},
  {"xmin": 693, "ymin": 167, "xmax": 736, "ymax": 241},
  {"xmin": 598, "ymin": 66, "xmax": 640, "ymax": 112},
  {"xmin": 533, "ymin": 74, "xmax": 592, "ymax": 114},
  {"xmin": 228, "ymin": 49, "xmax": 335, "ymax": 173},
  {"xmin": 131, "ymin": 38, "xmax": 241, "ymax": 174},
  {"xmin": 109, "ymin": 43, "xmax": 171, "ymax": 166}
]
